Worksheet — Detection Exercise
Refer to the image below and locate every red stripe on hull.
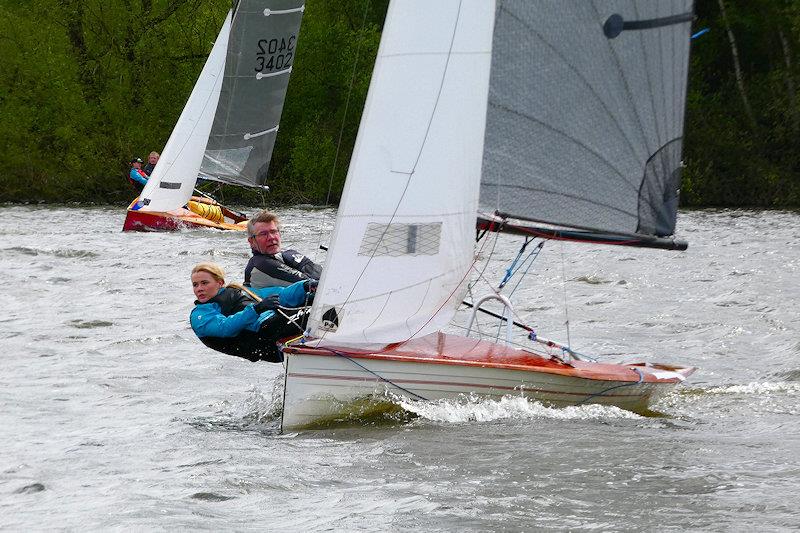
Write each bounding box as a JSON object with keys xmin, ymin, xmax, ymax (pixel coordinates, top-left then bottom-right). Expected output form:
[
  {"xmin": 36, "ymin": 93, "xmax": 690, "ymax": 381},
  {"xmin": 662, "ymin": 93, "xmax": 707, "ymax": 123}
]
[{"xmin": 287, "ymin": 371, "xmax": 649, "ymax": 398}]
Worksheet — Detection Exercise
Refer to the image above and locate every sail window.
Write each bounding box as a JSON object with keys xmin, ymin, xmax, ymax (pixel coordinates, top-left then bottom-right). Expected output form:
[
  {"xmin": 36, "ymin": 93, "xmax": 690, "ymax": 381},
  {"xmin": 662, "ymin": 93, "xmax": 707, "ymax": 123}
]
[{"xmin": 358, "ymin": 223, "xmax": 442, "ymax": 257}]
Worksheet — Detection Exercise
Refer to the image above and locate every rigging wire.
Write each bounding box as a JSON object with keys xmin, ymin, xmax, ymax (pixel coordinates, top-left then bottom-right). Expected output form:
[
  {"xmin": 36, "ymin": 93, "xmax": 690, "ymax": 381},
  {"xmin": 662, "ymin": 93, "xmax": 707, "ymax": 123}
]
[
  {"xmin": 503, "ymin": 240, "xmax": 545, "ymax": 298},
  {"xmin": 559, "ymin": 240, "xmax": 572, "ymax": 349},
  {"xmin": 313, "ymin": 346, "xmax": 430, "ymax": 401},
  {"xmin": 575, "ymin": 368, "xmax": 645, "ymax": 405},
  {"xmin": 468, "ymin": 221, "xmax": 504, "ymax": 294}
]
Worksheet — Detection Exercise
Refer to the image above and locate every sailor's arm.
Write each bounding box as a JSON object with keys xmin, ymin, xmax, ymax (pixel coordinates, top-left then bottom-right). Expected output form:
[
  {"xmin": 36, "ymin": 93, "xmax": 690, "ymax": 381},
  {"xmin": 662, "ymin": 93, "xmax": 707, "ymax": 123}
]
[{"xmin": 190, "ymin": 303, "xmax": 259, "ymax": 338}]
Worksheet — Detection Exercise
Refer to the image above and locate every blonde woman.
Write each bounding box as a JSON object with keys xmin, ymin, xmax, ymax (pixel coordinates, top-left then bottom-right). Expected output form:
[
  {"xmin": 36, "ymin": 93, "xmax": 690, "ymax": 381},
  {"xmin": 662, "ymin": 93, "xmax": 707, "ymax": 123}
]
[{"xmin": 190, "ymin": 262, "xmax": 316, "ymax": 362}]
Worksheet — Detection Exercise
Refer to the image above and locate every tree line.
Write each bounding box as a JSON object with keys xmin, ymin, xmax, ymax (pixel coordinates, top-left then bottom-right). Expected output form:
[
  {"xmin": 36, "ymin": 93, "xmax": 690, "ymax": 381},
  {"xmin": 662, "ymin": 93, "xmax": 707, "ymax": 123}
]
[{"xmin": 0, "ymin": 0, "xmax": 798, "ymax": 207}]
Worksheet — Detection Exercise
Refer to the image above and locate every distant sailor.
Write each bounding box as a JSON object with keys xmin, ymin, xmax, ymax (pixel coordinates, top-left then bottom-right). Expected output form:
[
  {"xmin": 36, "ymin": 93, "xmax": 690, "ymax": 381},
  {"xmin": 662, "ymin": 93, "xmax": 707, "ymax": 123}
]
[
  {"xmin": 190, "ymin": 262, "xmax": 316, "ymax": 363},
  {"xmin": 143, "ymin": 151, "xmax": 160, "ymax": 176},
  {"xmin": 128, "ymin": 157, "xmax": 149, "ymax": 192},
  {"xmin": 244, "ymin": 210, "xmax": 322, "ymax": 289}
]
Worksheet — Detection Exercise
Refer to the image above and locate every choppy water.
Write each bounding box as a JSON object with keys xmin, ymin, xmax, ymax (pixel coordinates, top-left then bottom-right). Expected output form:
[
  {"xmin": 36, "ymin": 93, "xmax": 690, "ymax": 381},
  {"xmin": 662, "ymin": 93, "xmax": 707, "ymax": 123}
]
[{"xmin": 1, "ymin": 205, "xmax": 799, "ymax": 531}]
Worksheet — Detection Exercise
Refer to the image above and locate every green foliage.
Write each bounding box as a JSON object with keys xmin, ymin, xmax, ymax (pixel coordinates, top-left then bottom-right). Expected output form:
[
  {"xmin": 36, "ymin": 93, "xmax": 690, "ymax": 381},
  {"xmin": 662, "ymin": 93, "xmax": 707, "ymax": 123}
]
[
  {"xmin": 268, "ymin": 0, "xmax": 386, "ymax": 204},
  {"xmin": 683, "ymin": 0, "xmax": 800, "ymax": 206},
  {"xmin": 2, "ymin": 0, "xmax": 800, "ymax": 207},
  {"xmin": 0, "ymin": 0, "xmax": 385, "ymax": 205}
]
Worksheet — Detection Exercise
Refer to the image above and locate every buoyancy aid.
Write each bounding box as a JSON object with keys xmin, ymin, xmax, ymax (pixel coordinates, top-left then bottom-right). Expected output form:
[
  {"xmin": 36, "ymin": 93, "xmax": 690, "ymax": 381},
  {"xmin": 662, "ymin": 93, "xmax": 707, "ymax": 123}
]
[
  {"xmin": 207, "ymin": 286, "xmax": 254, "ymax": 315},
  {"xmin": 195, "ymin": 287, "xmax": 307, "ymax": 363}
]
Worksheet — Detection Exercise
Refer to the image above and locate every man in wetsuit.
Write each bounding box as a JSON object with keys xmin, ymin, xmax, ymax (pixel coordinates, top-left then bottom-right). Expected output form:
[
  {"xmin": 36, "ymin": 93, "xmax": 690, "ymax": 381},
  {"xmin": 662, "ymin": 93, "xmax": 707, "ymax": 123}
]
[{"xmin": 244, "ymin": 210, "xmax": 322, "ymax": 289}]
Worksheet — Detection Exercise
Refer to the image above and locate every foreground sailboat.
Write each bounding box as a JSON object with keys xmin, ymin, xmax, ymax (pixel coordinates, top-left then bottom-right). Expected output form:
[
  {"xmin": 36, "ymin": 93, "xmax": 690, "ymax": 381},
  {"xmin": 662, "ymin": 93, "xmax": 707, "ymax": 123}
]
[
  {"xmin": 123, "ymin": 1, "xmax": 304, "ymax": 231},
  {"xmin": 281, "ymin": 0, "xmax": 696, "ymax": 429}
]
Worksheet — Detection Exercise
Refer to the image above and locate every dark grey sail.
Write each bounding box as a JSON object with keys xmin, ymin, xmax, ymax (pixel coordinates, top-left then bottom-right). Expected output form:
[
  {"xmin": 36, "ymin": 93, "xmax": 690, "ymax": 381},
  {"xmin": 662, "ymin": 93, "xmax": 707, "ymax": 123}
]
[
  {"xmin": 199, "ymin": 0, "xmax": 304, "ymax": 187},
  {"xmin": 480, "ymin": 0, "xmax": 693, "ymax": 243}
]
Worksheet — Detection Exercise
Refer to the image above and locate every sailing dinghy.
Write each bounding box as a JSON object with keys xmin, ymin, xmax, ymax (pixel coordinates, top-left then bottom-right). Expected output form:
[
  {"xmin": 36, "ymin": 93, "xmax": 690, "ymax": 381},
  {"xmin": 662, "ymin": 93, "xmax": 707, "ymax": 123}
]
[
  {"xmin": 281, "ymin": 0, "xmax": 696, "ymax": 429},
  {"xmin": 123, "ymin": 0, "xmax": 304, "ymax": 231}
]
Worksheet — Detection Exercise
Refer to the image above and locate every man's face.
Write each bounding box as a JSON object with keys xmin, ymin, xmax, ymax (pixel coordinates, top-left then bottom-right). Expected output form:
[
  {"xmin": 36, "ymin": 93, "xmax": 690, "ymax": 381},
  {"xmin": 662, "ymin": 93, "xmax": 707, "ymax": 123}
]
[
  {"xmin": 148, "ymin": 154, "xmax": 158, "ymax": 164},
  {"xmin": 248, "ymin": 221, "xmax": 281, "ymax": 255}
]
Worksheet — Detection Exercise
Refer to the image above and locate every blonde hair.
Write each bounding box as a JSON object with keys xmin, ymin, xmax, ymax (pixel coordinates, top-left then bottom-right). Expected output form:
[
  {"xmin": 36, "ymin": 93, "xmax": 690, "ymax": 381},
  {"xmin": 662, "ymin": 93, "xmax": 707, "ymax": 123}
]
[
  {"xmin": 191, "ymin": 263, "xmax": 265, "ymax": 302},
  {"xmin": 148, "ymin": 151, "xmax": 160, "ymax": 158},
  {"xmin": 191, "ymin": 262, "xmax": 225, "ymax": 283}
]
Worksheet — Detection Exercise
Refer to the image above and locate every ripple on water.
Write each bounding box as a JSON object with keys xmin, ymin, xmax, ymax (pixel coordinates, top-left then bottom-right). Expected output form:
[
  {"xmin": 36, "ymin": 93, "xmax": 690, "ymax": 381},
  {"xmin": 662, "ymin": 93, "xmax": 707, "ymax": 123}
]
[
  {"xmin": 191, "ymin": 492, "xmax": 235, "ymax": 502},
  {"xmin": 67, "ymin": 320, "xmax": 114, "ymax": 329},
  {"xmin": 706, "ymin": 381, "xmax": 800, "ymax": 395},
  {"xmin": 1, "ymin": 246, "xmax": 99, "ymax": 258},
  {"xmin": 13, "ymin": 483, "xmax": 46, "ymax": 494}
]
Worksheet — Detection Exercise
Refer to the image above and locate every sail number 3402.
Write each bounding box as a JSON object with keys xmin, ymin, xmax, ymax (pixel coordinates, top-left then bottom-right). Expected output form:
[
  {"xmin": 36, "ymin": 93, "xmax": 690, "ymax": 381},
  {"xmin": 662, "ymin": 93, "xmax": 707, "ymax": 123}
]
[{"xmin": 255, "ymin": 36, "xmax": 296, "ymax": 72}]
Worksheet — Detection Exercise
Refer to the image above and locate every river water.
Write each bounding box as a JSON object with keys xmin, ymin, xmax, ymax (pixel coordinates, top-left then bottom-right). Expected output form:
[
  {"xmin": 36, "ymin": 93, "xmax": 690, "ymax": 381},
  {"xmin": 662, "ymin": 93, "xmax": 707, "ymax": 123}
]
[{"xmin": 1, "ymin": 205, "xmax": 798, "ymax": 531}]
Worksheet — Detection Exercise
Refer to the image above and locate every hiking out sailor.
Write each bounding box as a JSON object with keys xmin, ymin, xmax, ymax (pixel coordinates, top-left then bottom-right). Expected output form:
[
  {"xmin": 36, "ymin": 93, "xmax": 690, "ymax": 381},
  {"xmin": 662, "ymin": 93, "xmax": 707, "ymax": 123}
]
[
  {"xmin": 190, "ymin": 262, "xmax": 316, "ymax": 363},
  {"xmin": 128, "ymin": 157, "xmax": 149, "ymax": 192},
  {"xmin": 244, "ymin": 210, "xmax": 322, "ymax": 289}
]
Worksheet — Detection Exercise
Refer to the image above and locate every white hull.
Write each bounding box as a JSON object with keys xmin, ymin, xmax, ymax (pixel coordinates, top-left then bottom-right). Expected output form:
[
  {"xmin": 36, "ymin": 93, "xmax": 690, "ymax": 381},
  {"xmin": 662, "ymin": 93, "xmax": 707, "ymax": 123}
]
[{"xmin": 280, "ymin": 333, "xmax": 693, "ymax": 430}]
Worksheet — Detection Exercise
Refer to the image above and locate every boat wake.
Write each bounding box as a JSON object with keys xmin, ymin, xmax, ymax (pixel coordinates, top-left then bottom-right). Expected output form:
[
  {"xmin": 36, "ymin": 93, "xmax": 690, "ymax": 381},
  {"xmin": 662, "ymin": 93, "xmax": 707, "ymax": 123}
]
[
  {"xmin": 704, "ymin": 381, "xmax": 800, "ymax": 395},
  {"xmin": 395, "ymin": 394, "xmax": 643, "ymax": 424},
  {"xmin": 188, "ymin": 377, "xmax": 285, "ymax": 433}
]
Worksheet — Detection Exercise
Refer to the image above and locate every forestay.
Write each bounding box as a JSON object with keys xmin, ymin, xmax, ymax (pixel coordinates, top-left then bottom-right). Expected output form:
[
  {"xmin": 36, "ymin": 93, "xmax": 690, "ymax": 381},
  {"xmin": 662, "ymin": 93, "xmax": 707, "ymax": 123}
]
[
  {"xmin": 139, "ymin": 12, "xmax": 231, "ymax": 212},
  {"xmin": 480, "ymin": 0, "xmax": 693, "ymax": 238},
  {"xmin": 200, "ymin": 0, "xmax": 304, "ymax": 187},
  {"xmin": 306, "ymin": 0, "xmax": 495, "ymax": 344}
]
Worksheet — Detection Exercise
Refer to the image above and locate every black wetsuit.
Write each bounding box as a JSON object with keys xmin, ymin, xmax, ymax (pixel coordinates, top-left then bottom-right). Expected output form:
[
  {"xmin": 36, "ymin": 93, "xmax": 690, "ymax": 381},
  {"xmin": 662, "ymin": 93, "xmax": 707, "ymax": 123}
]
[
  {"xmin": 244, "ymin": 249, "xmax": 322, "ymax": 289},
  {"xmin": 195, "ymin": 287, "xmax": 308, "ymax": 363}
]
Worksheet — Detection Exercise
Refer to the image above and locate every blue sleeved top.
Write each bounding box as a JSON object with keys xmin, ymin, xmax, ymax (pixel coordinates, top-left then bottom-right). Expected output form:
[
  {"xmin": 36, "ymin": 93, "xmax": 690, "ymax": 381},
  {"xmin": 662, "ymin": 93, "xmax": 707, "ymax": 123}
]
[
  {"xmin": 190, "ymin": 280, "xmax": 309, "ymax": 338},
  {"xmin": 130, "ymin": 168, "xmax": 149, "ymax": 186}
]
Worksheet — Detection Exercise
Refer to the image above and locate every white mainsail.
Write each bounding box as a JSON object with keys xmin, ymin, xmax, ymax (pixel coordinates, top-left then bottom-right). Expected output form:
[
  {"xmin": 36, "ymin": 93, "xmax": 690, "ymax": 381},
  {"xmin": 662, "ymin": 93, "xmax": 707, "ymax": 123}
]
[
  {"xmin": 139, "ymin": 12, "xmax": 232, "ymax": 212},
  {"xmin": 306, "ymin": 0, "xmax": 496, "ymax": 344}
]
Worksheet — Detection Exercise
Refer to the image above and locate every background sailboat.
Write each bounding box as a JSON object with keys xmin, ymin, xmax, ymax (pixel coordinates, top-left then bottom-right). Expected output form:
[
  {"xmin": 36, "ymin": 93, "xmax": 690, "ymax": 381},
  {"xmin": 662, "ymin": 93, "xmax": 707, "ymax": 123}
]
[
  {"xmin": 123, "ymin": 0, "xmax": 304, "ymax": 232},
  {"xmin": 281, "ymin": 0, "xmax": 695, "ymax": 430}
]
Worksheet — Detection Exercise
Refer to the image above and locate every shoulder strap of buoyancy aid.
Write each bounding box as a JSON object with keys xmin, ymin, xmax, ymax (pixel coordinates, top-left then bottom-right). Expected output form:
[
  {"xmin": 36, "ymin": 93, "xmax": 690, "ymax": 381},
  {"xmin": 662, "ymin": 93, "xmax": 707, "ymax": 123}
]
[{"xmin": 207, "ymin": 287, "xmax": 256, "ymax": 316}]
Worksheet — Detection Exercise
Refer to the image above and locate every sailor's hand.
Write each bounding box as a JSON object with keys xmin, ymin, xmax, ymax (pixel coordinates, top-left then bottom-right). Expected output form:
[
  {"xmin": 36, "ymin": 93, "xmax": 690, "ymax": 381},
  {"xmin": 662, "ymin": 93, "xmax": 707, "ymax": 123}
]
[{"xmin": 254, "ymin": 295, "xmax": 281, "ymax": 313}]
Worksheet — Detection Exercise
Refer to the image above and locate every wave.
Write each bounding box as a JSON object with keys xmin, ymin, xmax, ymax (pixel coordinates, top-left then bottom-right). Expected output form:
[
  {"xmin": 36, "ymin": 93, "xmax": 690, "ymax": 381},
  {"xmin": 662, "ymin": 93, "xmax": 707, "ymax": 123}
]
[
  {"xmin": 704, "ymin": 381, "xmax": 800, "ymax": 395},
  {"xmin": 2, "ymin": 246, "xmax": 99, "ymax": 258},
  {"xmin": 396, "ymin": 394, "xmax": 642, "ymax": 423}
]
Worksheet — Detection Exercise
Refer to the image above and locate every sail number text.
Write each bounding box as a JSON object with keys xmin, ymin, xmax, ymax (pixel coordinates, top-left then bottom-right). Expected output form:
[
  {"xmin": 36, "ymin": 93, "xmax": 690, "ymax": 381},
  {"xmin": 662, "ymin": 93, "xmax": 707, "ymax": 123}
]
[{"xmin": 255, "ymin": 35, "xmax": 296, "ymax": 73}]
